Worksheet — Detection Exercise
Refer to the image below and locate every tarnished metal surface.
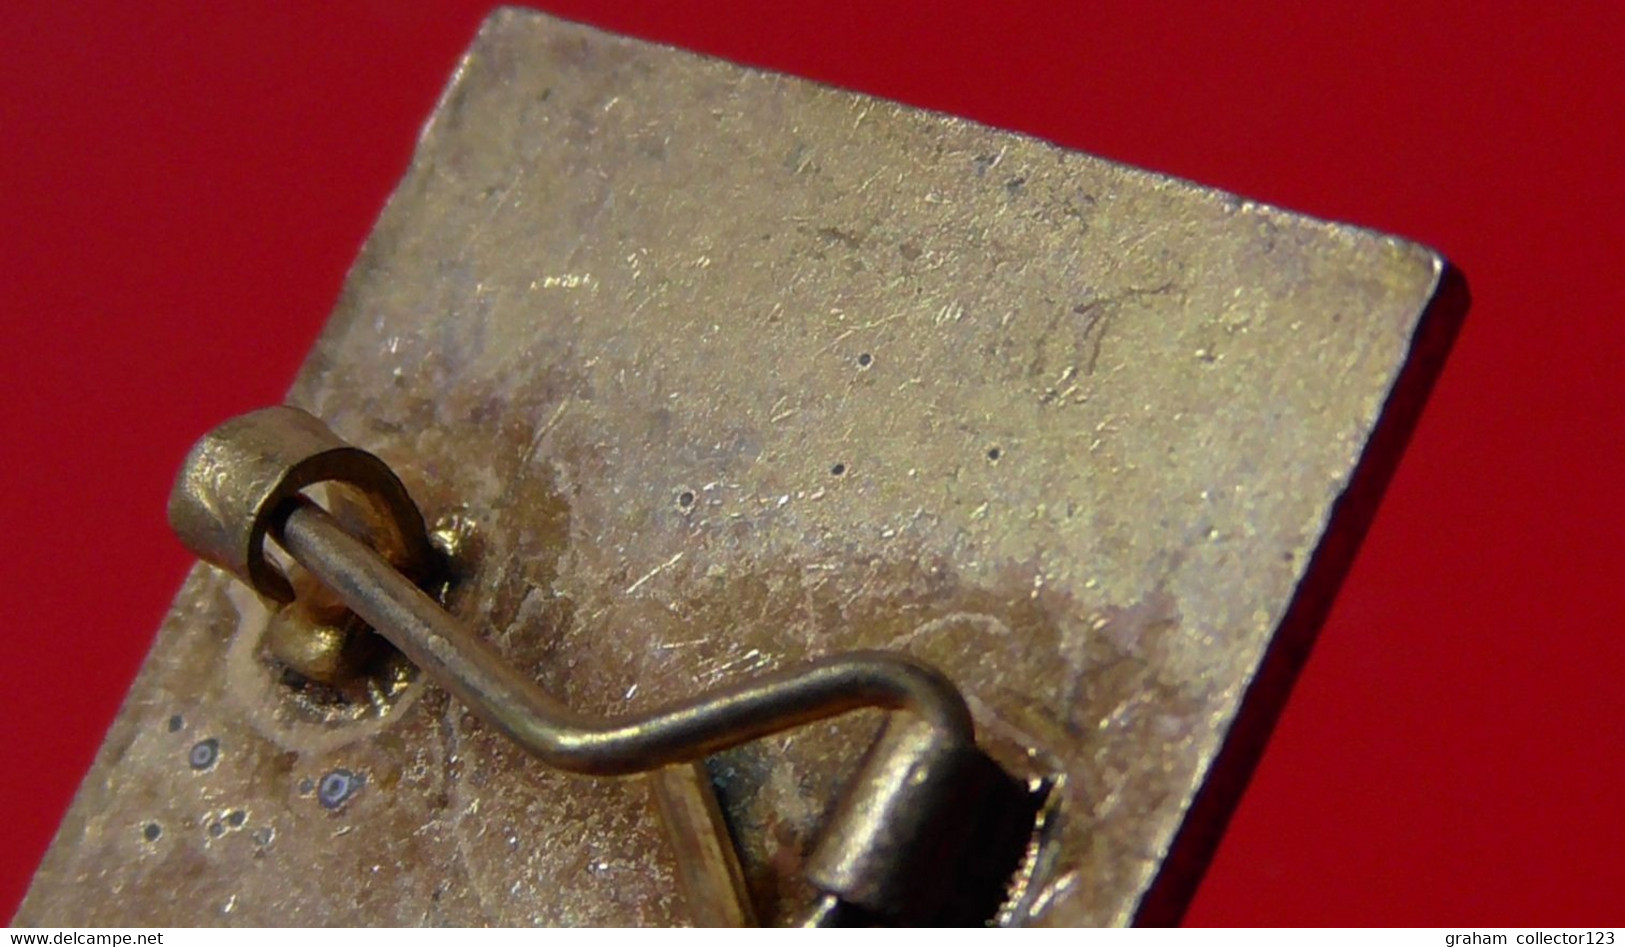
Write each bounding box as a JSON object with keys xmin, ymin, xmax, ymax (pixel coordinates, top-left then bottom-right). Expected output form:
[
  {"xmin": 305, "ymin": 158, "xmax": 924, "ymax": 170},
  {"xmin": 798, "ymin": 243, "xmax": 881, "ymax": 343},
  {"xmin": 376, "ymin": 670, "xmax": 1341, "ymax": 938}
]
[
  {"xmin": 19, "ymin": 8, "xmax": 1464, "ymax": 926},
  {"xmin": 648, "ymin": 763, "xmax": 755, "ymax": 926}
]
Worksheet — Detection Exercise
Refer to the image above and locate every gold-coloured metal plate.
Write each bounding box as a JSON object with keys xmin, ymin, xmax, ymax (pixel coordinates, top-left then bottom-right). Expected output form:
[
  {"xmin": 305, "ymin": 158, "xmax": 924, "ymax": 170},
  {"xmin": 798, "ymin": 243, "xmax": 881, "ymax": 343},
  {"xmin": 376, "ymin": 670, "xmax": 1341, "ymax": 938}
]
[{"xmin": 19, "ymin": 9, "xmax": 1464, "ymax": 926}]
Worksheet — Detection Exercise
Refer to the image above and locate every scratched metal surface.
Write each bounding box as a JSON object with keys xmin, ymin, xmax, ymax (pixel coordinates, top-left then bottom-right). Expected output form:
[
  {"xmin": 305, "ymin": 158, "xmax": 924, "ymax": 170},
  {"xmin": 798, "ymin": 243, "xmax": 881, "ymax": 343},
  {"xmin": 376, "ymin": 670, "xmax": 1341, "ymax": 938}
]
[{"xmin": 19, "ymin": 9, "xmax": 1460, "ymax": 926}]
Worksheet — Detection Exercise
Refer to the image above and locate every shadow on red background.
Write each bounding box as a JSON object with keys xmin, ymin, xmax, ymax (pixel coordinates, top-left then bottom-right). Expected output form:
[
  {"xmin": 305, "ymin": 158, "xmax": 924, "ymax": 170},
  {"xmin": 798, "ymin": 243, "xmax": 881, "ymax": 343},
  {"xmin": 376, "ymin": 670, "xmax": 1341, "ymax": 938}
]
[{"xmin": 3, "ymin": 1, "xmax": 1622, "ymax": 925}]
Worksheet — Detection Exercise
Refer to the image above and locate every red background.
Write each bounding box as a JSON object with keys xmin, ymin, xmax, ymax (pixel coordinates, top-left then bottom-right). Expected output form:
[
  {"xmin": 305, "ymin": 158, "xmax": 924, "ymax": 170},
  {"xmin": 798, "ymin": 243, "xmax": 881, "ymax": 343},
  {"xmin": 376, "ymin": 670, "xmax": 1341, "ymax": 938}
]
[{"xmin": 3, "ymin": 1, "xmax": 1622, "ymax": 926}]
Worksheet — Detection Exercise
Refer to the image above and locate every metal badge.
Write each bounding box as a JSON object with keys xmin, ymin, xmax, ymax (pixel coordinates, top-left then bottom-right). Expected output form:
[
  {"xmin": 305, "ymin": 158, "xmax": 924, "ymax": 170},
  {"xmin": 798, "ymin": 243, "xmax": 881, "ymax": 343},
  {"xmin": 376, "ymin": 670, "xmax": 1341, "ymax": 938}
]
[{"xmin": 17, "ymin": 9, "xmax": 1465, "ymax": 927}]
